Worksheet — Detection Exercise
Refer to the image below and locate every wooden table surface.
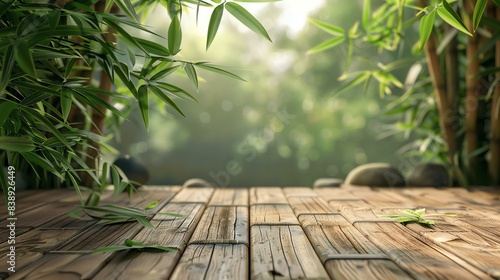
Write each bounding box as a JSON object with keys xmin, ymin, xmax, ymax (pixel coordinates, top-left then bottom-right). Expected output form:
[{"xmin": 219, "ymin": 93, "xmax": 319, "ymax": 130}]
[{"xmin": 1, "ymin": 185, "xmax": 499, "ymax": 279}]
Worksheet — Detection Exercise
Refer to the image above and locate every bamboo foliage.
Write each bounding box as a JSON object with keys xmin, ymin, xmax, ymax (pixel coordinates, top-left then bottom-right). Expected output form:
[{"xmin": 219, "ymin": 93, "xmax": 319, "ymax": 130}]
[{"xmin": 311, "ymin": 0, "xmax": 500, "ymax": 187}]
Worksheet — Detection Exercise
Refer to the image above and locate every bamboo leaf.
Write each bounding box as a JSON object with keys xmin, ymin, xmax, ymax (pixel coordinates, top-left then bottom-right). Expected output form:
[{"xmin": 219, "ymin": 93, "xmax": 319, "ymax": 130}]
[
  {"xmin": 156, "ymin": 82, "xmax": 198, "ymax": 102},
  {"xmin": 60, "ymin": 89, "xmax": 72, "ymax": 122},
  {"xmin": 473, "ymin": 0, "xmax": 488, "ymax": 31},
  {"xmin": 307, "ymin": 36, "xmax": 345, "ymax": 54},
  {"xmin": 150, "ymin": 65, "xmax": 180, "ymax": 81},
  {"xmin": 437, "ymin": 1, "xmax": 472, "ymax": 36},
  {"xmin": 0, "ymin": 45, "xmax": 15, "ymax": 95},
  {"xmin": 336, "ymin": 72, "xmax": 371, "ymax": 95},
  {"xmin": 309, "ymin": 19, "xmax": 344, "ymax": 36},
  {"xmin": 136, "ymin": 215, "xmax": 154, "ymax": 228},
  {"xmin": 225, "ymin": 2, "xmax": 272, "ymax": 42},
  {"xmin": 418, "ymin": 9, "xmax": 436, "ymax": 52},
  {"xmin": 362, "ymin": 0, "xmax": 371, "ymax": 30},
  {"xmin": 206, "ymin": 4, "xmax": 224, "ymax": 50},
  {"xmin": 0, "ymin": 136, "xmax": 35, "ymax": 152},
  {"xmin": 138, "ymin": 85, "xmax": 149, "ymax": 129},
  {"xmin": 149, "ymin": 85, "xmax": 186, "ymax": 117},
  {"xmin": 144, "ymin": 201, "xmax": 159, "ymax": 210},
  {"xmin": 234, "ymin": 0, "xmax": 281, "ymax": 2},
  {"xmin": 14, "ymin": 41, "xmax": 37, "ymax": 78},
  {"xmin": 168, "ymin": 15, "xmax": 182, "ymax": 55},
  {"xmin": 194, "ymin": 62, "xmax": 246, "ymax": 81},
  {"xmin": 183, "ymin": 63, "xmax": 198, "ymax": 89},
  {"xmin": 0, "ymin": 101, "xmax": 17, "ymax": 127}
]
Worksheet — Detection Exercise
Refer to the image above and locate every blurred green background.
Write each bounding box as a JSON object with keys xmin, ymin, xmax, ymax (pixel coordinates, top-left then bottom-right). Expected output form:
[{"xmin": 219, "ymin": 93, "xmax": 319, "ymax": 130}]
[{"xmin": 106, "ymin": 0, "xmax": 413, "ymax": 187}]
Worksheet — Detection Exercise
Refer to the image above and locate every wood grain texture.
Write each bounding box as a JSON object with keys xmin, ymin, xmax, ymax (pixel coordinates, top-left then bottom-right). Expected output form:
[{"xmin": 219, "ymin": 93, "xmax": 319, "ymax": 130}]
[
  {"xmin": 7, "ymin": 252, "xmax": 111, "ymax": 280},
  {"xmin": 288, "ymin": 197, "xmax": 334, "ymax": 215},
  {"xmin": 136, "ymin": 203, "xmax": 205, "ymax": 250},
  {"xmin": 209, "ymin": 188, "xmax": 248, "ymax": 206},
  {"xmin": 170, "ymin": 187, "xmax": 214, "ymax": 203},
  {"xmin": 325, "ymin": 259, "xmax": 413, "ymax": 280},
  {"xmin": 250, "ymin": 225, "xmax": 329, "ymax": 279},
  {"xmin": 250, "ymin": 205, "xmax": 299, "ymax": 226},
  {"xmin": 170, "ymin": 244, "xmax": 248, "ymax": 280},
  {"xmin": 92, "ymin": 250, "xmax": 182, "ymax": 280},
  {"xmin": 190, "ymin": 206, "xmax": 248, "ymax": 245},
  {"xmin": 342, "ymin": 208, "xmax": 490, "ymax": 279},
  {"xmin": 250, "ymin": 187, "xmax": 288, "ymax": 205}
]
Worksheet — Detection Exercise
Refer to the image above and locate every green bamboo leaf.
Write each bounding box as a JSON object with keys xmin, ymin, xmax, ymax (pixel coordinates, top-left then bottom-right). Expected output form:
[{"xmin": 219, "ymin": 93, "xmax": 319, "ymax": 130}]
[
  {"xmin": 145, "ymin": 201, "xmax": 159, "ymax": 210},
  {"xmin": 100, "ymin": 162, "xmax": 108, "ymax": 192},
  {"xmin": 307, "ymin": 36, "xmax": 345, "ymax": 54},
  {"xmin": 21, "ymin": 152, "xmax": 58, "ymax": 175},
  {"xmin": 183, "ymin": 63, "xmax": 198, "ymax": 89},
  {"xmin": 149, "ymin": 85, "xmax": 186, "ymax": 117},
  {"xmin": 437, "ymin": 1, "xmax": 472, "ymax": 36},
  {"xmin": 362, "ymin": 0, "xmax": 371, "ymax": 29},
  {"xmin": 0, "ymin": 136, "xmax": 35, "ymax": 152},
  {"xmin": 150, "ymin": 65, "xmax": 180, "ymax": 81},
  {"xmin": 132, "ymin": 37, "xmax": 171, "ymax": 56},
  {"xmin": 418, "ymin": 9, "xmax": 436, "ymax": 52},
  {"xmin": 155, "ymin": 82, "xmax": 198, "ymax": 102},
  {"xmin": 136, "ymin": 215, "xmax": 154, "ymax": 228},
  {"xmin": 138, "ymin": 85, "xmax": 149, "ymax": 129},
  {"xmin": 207, "ymin": 4, "xmax": 224, "ymax": 50},
  {"xmin": 114, "ymin": 0, "xmax": 140, "ymax": 22},
  {"xmin": 225, "ymin": 2, "xmax": 272, "ymax": 42},
  {"xmin": 168, "ymin": 15, "xmax": 182, "ymax": 55},
  {"xmin": 0, "ymin": 45, "xmax": 15, "ymax": 95},
  {"xmin": 110, "ymin": 165, "xmax": 120, "ymax": 198},
  {"xmin": 336, "ymin": 72, "xmax": 370, "ymax": 95},
  {"xmin": 0, "ymin": 101, "xmax": 17, "ymax": 127},
  {"xmin": 309, "ymin": 19, "xmax": 345, "ymax": 36},
  {"xmin": 14, "ymin": 41, "xmax": 37, "ymax": 78},
  {"xmin": 194, "ymin": 62, "xmax": 246, "ymax": 81},
  {"xmin": 60, "ymin": 89, "xmax": 72, "ymax": 122},
  {"xmin": 93, "ymin": 246, "xmax": 132, "ymax": 253},
  {"xmin": 473, "ymin": 0, "xmax": 488, "ymax": 31}
]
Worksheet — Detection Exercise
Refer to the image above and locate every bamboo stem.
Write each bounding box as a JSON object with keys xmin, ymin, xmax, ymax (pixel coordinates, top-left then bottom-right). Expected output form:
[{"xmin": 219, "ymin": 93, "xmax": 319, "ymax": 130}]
[
  {"xmin": 418, "ymin": 0, "xmax": 457, "ymax": 167},
  {"xmin": 81, "ymin": 0, "xmax": 118, "ymax": 187},
  {"xmin": 464, "ymin": 1, "xmax": 480, "ymax": 183},
  {"xmin": 490, "ymin": 5, "xmax": 500, "ymax": 186}
]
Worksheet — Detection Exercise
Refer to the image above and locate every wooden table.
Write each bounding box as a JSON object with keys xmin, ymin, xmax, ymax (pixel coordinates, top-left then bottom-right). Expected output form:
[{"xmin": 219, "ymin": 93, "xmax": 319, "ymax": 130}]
[{"xmin": 1, "ymin": 186, "xmax": 499, "ymax": 279}]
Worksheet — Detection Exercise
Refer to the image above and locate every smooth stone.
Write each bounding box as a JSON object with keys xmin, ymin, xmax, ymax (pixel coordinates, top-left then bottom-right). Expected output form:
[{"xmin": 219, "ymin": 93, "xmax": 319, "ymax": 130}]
[
  {"xmin": 408, "ymin": 163, "xmax": 449, "ymax": 187},
  {"xmin": 313, "ymin": 178, "xmax": 343, "ymax": 188},
  {"xmin": 113, "ymin": 155, "xmax": 149, "ymax": 187},
  {"xmin": 345, "ymin": 163, "xmax": 405, "ymax": 187},
  {"xmin": 183, "ymin": 178, "xmax": 212, "ymax": 188}
]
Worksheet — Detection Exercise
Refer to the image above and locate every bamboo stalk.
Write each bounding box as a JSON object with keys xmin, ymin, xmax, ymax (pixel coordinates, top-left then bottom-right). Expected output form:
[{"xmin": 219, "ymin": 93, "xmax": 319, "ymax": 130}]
[
  {"xmin": 418, "ymin": 0, "xmax": 457, "ymax": 168},
  {"xmin": 464, "ymin": 1, "xmax": 480, "ymax": 183},
  {"xmin": 445, "ymin": 24, "xmax": 458, "ymax": 110},
  {"xmin": 490, "ymin": 5, "xmax": 500, "ymax": 186},
  {"xmin": 82, "ymin": 0, "xmax": 118, "ymax": 187}
]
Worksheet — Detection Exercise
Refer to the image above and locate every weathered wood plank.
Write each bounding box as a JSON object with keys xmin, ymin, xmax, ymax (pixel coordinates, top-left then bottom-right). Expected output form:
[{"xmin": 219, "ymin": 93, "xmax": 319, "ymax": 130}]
[
  {"xmin": 6, "ymin": 252, "xmax": 111, "ymax": 280},
  {"xmin": 314, "ymin": 188, "xmax": 361, "ymax": 201},
  {"xmin": 135, "ymin": 203, "xmax": 206, "ymax": 250},
  {"xmin": 250, "ymin": 225, "xmax": 329, "ymax": 279},
  {"xmin": 299, "ymin": 214, "xmax": 385, "ymax": 261},
  {"xmin": 0, "ymin": 229, "xmax": 79, "ymax": 255},
  {"xmin": 250, "ymin": 205, "xmax": 299, "ymax": 226},
  {"xmin": 209, "ymin": 188, "xmax": 248, "ymax": 206},
  {"xmin": 170, "ymin": 244, "xmax": 248, "ymax": 280},
  {"xmin": 342, "ymin": 208, "xmax": 491, "ymax": 279},
  {"xmin": 283, "ymin": 187, "xmax": 317, "ymax": 197},
  {"xmin": 0, "ymin": 251, "xmax": 42, "ymax": 277},
  {"xmin": 324, "ymin": 259, "xmax": 413, "ymax": 280},
  {"xmin": 190, "ymin": 206, "xmax": 248, "ymax": 245},
  {"xmin": 170, "ymin": 187, "xmax": 214, "ymax": 203},
  {"xmin": 250, "ymin": 187, "xmax": 288, "ymax": 205},
  {"xmin": 92, "ymin": 250, "xmax": 182, "ymax": 280},
  {"xmin": 0, "ymin": 189, "xmax": 75, "ymax": 218},
  {"xmin": 288, "ymin": 197, "xmax": 334, "ymax": 215}
]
